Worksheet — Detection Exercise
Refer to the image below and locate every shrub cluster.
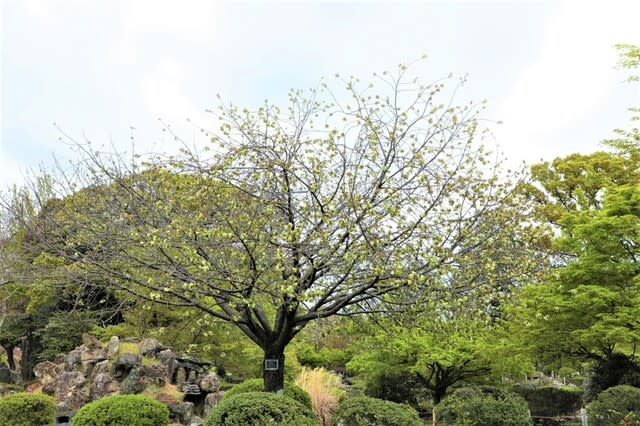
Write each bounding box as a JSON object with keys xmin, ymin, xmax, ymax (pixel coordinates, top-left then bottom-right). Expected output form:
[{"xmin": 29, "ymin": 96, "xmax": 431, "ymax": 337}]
[
  {"xmin": 72, "ymin": 394, "xmax": 169, "ymax": 426},
  {"xmin": 0, "ymin": 392, "xmax": 55, "ymax": 426},
  {"xmin": 589, "ymin": 385, "xmax": 640, "ymax": 426},
  {"xmin": 331, "ymin": 395, "xmax": 423, "ymax": 426},
  {"xmin": 222, "ymin": 378, "xmax": 312, "ymax": 409},
  {"xmin": 435, "ymin": 386, "xmax": 532, "ymax": 426},
  {"xmin": 513, "ymin": 385, "xmax": 582, "ymax": 423},
  {"xmin": 206, "ymin": 391, "xmax": 319, "ymax": 426}
]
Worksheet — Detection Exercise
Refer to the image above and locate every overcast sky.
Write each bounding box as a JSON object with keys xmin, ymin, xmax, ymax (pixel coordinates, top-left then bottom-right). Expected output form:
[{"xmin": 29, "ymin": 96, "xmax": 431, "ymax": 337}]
[{"xmin": 2, "ymin": 0, "xmax": 639, "ymax": 187}]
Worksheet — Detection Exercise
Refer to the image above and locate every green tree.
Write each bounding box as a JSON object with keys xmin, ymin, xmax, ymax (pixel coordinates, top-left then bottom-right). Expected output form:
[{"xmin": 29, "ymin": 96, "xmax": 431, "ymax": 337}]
[{"xmin": 5, "ymin": 67, "xmax": 522, "ymax": 391}]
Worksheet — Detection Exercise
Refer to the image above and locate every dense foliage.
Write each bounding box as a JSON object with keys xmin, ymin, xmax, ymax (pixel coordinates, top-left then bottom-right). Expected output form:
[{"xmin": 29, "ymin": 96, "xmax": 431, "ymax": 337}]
[
  {"xmin": 435, "ymin": 386, "xmax": 532, "ymax": 426},
  {"xmin": 222, "ymin": 378, "xmax": 312, "ymax": 408},
  {"xmin": 512, "ymin": 385, "xmax": 582, "ymax": 421},
  {"xmin": 205, "ymin": 392, "xmax": 319, "ymax": 426},
  {"xmin": 331, "ymin": 396, "xmax": 423, "ymax": 426},
  {"xmin": 589, "ymin": 385, "xmax": 640, "ymax": 426},
  {"xmin": 71, "ymin": 394, "xmax": 170, "ymax": 426},
  {"xmin": 0, "ymin": 392, "xmax": 55, "ymax": 426}
]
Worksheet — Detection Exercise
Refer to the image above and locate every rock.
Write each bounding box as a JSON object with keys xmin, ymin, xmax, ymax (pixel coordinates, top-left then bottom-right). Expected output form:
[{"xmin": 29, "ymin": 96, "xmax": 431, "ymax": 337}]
[
  {"xmin": 82, "ymin": 333, "xmax": 103, "ymax": 349},
  {"xmin": 139, "ymin": 338, "xmax": 165, "ymax": 355},
  {"xmin": 175, "ymin": 367, "xmax": 187, "ymax": 387},
  {"xmin": 64, "ymin": 346, "xmax": 86, "ymax": 371},
  {"xmin": 204, "ymin": 391, "xmax": 224, "ymax": 416},
  {"xmin": 198, "ymin": 372, "xmax": 220, "ymax": 393},
  {"xmin": 158, "ymin": 349, "xmax": 177, "ymax": 382},
  {"xmin": 112, "ymin": 352, "xmax": 141, "ymax": 379},
  {"xmin": 34, "ymin": 361, "xmax": 60, "ymax": 383},
  {"xmin": 90, "ymin": 360, "xmax": 110, "ymax": 382},
  {"xmin": 0, "ymin": 367, "xmax": 13, "ymax": 384},
  {"xmin": 168, "ymin": 401, "xmax": 193, "ymax": 425},
  {"xmin": 55, "ymin": 371, "xmax": 88, "ymax": 412},
  {"xmin": 182, "ymin": 383, "xmax": 200, "ymax": 395},
  {"xmin": 90, "ymin": 372, "xmax": 120, "ymax": 399},
  {"xmin": 191, "ymin": 415, "xmax": 204, "ymax": 425},
  {"xmin": 107, "ymin": 336, "xmax": 120, "ymax": 358},
  {"xmin": 121, "ymin": 364, "xmax": 167, "ymax": 394},
  {"xmin": 187, "ymin": 370, "xmax": 198, "ymax": 383}
]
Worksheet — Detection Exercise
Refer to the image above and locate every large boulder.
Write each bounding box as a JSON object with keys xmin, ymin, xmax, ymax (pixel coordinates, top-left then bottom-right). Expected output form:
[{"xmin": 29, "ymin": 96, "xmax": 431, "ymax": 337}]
[
  {"xmin": 121, "ymin": 364, "xmax": 168, "ymax": 394},
  {"xmin": 107, "ymin": 336, "xmax": 120, "ymax": 358},
  {"xmin": 168, "ymin": 401, "xmax": 194, "ymax": 425},
  {"xmin": 204, "ymin": 391, "xmax": 224, "ymax": 417},
  {"xmin": 140, "ymin": 338, "xmax": 165, "ymax": 355},
  {"xmin": 55, "ymin": 371, "xmax": 88, "ymax": 412},
  {"xmin": 112, "ymin": 352, "xmax": 141, "ymax": 379},
  {"xmin": 90, "ymin": 372, "xmax": 120, "ymax": 399},
  {"xmin": 198, "ymin": 372, "xmax": 220, "ymax": 393},
  {"xmin": 158, "ymin": 349, "xmax": 178, "ymax": 382}
]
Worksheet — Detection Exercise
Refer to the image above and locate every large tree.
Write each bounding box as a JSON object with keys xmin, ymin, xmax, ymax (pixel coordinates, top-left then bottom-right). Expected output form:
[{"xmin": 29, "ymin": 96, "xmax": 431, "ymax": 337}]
[{"xmin": 6, "ymin": 67, "xmax": 521, "ymax": 391}]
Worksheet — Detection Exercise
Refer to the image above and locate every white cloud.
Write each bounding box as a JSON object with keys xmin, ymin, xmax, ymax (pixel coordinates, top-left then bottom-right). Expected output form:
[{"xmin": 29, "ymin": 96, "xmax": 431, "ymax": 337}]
[
  {"xmin": 120, "ymin": 0, "xmax": 215, "ymax": 42},
  {"xmin": 495, "ymin": 0, "xmax": 640, "ymax": 163}
]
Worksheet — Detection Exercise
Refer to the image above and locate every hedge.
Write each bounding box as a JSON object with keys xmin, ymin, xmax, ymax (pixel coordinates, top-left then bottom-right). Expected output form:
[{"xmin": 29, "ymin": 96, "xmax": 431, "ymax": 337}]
[
  {"xmin": 0, "ymin": 392, "xmax": 55, "ymax": 426},
  {"xmin": 589, "ymin": 385, "xmax": 640, "ymax": 426},
  {"xmin": 331, "ymin": 396, "xmax": 423, "ymax": 426},
  {"xmin": 222, "ymin": 378, "xmax": 312, "ymax": 409},
  {"xmin": 72, "ymin": 394, "xmax": 169, "ymax": 426},
  {"xmin": 205, "ymin": 391, "xmax": 319, "ymax": 426}
]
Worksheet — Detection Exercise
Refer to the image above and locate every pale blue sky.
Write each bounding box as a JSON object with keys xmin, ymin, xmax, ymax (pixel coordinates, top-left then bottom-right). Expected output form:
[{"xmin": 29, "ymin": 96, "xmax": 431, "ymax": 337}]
[{"xmin": 2, "ymin": 0, "xmax": 639, "ymax": 186}]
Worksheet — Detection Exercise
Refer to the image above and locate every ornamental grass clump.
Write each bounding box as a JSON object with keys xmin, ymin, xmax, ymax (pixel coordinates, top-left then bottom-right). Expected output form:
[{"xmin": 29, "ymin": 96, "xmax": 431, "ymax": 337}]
[{"xmin": 295, "ymin": 367, "xmax": 345, "ymax": 426}]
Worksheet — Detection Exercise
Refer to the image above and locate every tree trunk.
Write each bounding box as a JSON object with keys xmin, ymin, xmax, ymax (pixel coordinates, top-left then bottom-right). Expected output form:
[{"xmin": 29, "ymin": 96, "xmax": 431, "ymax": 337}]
[
  {"xmin": 263, "ymin": 346, "xmax": 286, "ymax": 392},
  {"xmin": 5, "ymin": 345, "xmax": 16, "ymax": 371},
  {"xmin": 20, "ymin": 330, "xmax": 38, "ymax": 381}
]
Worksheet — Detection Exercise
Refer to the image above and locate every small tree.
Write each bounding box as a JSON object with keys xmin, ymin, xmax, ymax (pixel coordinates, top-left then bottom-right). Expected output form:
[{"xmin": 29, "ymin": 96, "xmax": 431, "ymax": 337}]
[{"xmin": 5, "ymin": 66, "xmax": 521, "ymax": 391}]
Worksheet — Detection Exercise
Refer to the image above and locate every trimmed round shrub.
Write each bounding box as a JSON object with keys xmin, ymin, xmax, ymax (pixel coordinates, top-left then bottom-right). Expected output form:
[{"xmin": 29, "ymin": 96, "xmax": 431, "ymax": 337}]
[
  {"xmin": 72, "ymin": 394, "xmax": 169, "ymax": 426},
  {"xmin": 222, "ymin": 378, "xmax": 312, "ymax": 409},
  {"xmin": 436, "ymin": 386, "xmax": 532, "ymax": 426},
  {"xmin": 205, "ymin": 391, "xmax": 319, "ymax": 426},
  {"xmin": 589, "ymin": 385, "xmax": 640, "ymax": 426},
  {"xmin": 331, "ymin": 396, "xmax": 423, "ymax": 426},
  {"xmin": 513, "ymin": 385, "xmax": 582, "ymax": 423},
  {"xmin": 0, "ymin": 392, "xmax": 55, "ymax": 426}
]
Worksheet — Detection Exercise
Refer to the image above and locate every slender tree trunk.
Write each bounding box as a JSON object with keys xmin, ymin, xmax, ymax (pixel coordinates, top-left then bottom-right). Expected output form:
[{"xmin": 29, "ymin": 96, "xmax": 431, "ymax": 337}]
[
  {"xmin": 5, "ymin": 345, "xmax": 16, "ymax": 371},
  {"xmin": 263, "ymin": 345, "xmax": 286, "ymax": 392},
  {"xmin": 20, "ymin": 330, "xmax": 38, "ymax": 381}
]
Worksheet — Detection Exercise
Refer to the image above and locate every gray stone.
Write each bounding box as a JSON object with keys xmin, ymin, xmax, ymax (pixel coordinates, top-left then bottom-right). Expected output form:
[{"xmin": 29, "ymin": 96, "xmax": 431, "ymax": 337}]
[
  {"xmin": 175, "ymin": 367, "xmax": 187, "ymax": 387},
  {"xmin": 203, "ymin": 391, "xmax": 224, "ymax": 417},
  {"xmin": 112, "ymin": 352, "xmax": 141, "ymax": 379},
  {"xmin": 139, "ymin": 338, "xmax": 165, "ymax": 355},
  {"xmin": 107, "ymin": 336, "xmax": 120, "ymax": 358},
  {"xmin": 198, "ymin": 372, "xmax": 220, "ymax": 393},
  {"xmin": 168, "ymin": 401, "xmax": 194, "ymax": 425},
  {"xmin": 190, "ymin": 415, "xmax": 204, "ymax": 426},
  {"xmin": 158, "ymin": 349, "xmax": 177, "ymax": 382},
  {"xmin": 187, "ymin": 370, "xmax": 198, "ymax": 383},
  {"xmin": 90, "ymin": 372, "xmax": 120, "ymax": 399},
  {"xmin": 54, "ymin": 371, "xmax": 88, "ymax": 412}
]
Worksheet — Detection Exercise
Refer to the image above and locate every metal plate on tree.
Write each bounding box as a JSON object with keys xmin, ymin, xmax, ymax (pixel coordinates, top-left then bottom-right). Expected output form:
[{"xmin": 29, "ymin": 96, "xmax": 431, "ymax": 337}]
[{"xmin": 264, "ymin": 359, "xmax": 279, "ymax": 371}]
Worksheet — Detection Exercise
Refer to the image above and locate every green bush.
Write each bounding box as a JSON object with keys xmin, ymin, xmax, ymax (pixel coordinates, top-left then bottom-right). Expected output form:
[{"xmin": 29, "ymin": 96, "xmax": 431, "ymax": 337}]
[
  {"xmin": 205, "ymin": 391, "xmax": 319, "ymax": 426},
  {"xmin": 513, "ymin": 385, "xmax": 582, "ymax": 425},
  {"xmin": 72, "ymin": 394, "xmax": 169, "ymax": 426},
  {"xmin": 436, "ymin": 386, "xmax": 532, "ymax": 426},
  {"xmin": 589, "ymin": 385, "xmax": 640, "ymax": 426},
  {"xmin": 0, "ymin": 392, "xmax": 55, "ymax": 426},
  {"xmin": 222, "ymin": 378, "xmax": 312, "ymax": 409},
  {"xmin": 331, "ymin": 396, "xmax": 423, "ymax": 426},
  {"xmin": 362, "ymin": 370, "xmax": 431, "ymax": 410}
]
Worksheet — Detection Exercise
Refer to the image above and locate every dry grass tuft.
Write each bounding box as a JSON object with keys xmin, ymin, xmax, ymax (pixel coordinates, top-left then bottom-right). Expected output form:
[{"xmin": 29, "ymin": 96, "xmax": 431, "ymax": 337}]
[{"xmin": 295, "ymin": 367, "xmax": 345, "ymax": 426}]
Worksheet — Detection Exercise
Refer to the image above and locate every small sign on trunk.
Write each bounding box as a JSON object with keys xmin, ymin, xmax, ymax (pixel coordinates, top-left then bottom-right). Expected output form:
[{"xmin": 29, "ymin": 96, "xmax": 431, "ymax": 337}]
[{"xmin": 264, "ymin": 359, "xmax": 279, "ymax": 371}]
